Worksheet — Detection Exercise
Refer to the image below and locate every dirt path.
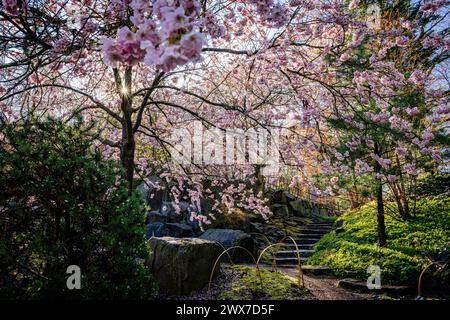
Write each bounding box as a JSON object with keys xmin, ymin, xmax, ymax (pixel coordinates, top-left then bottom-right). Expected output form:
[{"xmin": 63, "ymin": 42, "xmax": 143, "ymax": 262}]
[{"xmin": 280, "ymin": 268, "xmax": 371, "ymax": 300}]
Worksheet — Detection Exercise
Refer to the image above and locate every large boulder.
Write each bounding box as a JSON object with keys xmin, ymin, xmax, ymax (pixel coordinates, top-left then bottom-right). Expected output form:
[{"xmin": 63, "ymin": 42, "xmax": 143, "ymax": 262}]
[
  {"xmin": 290, "ymin": 199, "xmax": 306, "ymax": 216},
  {"xmin": 271, "ymin": 203, "xmax": 290, "ymax": 217},
  {"xmin": 146, "ymin": 222, "xmax": 194, "ymax": 239},
  {"xmin": 200, "ymin": 229, "xmax": 256, "ymax": 263},
  {"xmin": 270, "ymin": 189, "xmax": 295, "ymax": 205},
  {"xmin": 147, "ymin": 237, "xmax": 221, "ymax": 295},
  {"xmin": 245, "ymin": 221, "xmax": 264, "ymax": 234}
]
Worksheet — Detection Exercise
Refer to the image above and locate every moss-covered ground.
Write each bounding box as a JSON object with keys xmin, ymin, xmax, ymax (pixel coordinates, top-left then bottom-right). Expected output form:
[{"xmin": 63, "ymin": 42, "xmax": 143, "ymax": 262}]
[{"xmin": 308, "ymin": 196, "xmax": 450, "ymax": 285}]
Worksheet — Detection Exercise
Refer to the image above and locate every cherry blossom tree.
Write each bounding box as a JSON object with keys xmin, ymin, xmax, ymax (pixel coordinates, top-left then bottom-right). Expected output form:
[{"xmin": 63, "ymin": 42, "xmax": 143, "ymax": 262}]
[
  {"xmin": 305, "ymin": 0, "xmax": 449, "ymax": 246},
  {"xmin": 1, "ymin": 0, "xmax": 448, "ymax": 229}
]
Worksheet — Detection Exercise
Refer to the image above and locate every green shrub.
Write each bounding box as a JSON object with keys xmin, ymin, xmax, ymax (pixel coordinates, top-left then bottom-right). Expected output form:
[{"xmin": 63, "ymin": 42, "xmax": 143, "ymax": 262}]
[
  {"xmin": 412, "ymin": 173, "xmax": 450, "ymax": 197},
  {"xmin": 0, "ymin": 119, "xmax": 156, "ymax": 299},
  {"xmin": 308, "ymin": 197, "xmax": 450, "ymax": 284}
]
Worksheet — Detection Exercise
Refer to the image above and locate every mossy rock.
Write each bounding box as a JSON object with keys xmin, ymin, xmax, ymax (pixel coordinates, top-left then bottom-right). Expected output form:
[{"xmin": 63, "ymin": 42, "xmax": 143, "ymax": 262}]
[
  {"xmin": 219, "ymin": 265, "xmax": 311, "ymax": 300},
  {"xmin": 147, "ymin": 237, "xmax": 221, "ymax": 295},
  {"xmin": 268, "ymin": 218, "xmax": 302, "ymax": 236},
  {"xmin": 209, "ymin": 207, "xmax": 249, "ymax": 230},
  {"xmin": 271, "ymin": 204, "xmax": 290, "ymax": 217},
  {"xmin": 290, "ymin": 199, "xmax": 307, "ymax": 216}
]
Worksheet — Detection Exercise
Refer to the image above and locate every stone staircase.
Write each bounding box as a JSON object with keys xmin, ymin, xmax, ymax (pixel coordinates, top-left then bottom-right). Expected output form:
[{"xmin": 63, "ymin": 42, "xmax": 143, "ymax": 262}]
[{"xmin": 274, "ymin": 221, "xmax": 334, "ymax": 267}]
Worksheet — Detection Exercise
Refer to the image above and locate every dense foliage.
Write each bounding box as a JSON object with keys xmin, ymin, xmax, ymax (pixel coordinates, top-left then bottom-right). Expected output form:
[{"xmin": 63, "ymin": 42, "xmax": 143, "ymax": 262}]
[
  {"xmin": 0, "ymin": 119, "xmax": 156, "ymax": 299},
  {"xmin": 308, "ymin": 196, "xmax": 450, "ymax": 285},
  {"xmin": 413, "ymin": 173, "xmax": 450, "ymax": 197}
]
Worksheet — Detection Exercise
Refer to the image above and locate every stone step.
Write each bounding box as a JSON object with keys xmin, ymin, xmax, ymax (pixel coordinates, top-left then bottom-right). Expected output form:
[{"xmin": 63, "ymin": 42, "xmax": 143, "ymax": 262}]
[
  {"xmin": 300, "ymin": 229, "xmax": 331, "ymax": 236},
  {"xmin": 296, "ymin": 233, "xmax": 325, "ymax": 238},
  {"xmin": 309, "ymin": 222, "xmax": 334, "ymax": 226},
  {"xmin": 275, "ymin": 249, "xmax": 315, "ymax": 257},
  {"xmin": 275, "ymin": 257, "xmax": 309, "ymax": 264},
  {"xmin": 300, "ymin": 228, "xmax": 333, "ymax": 232},
  {"xmin": 302, "ymin": 225, "xmax": 333, "ymax": 230},
  {"xmin": 279, "ymin": 243, "xmax": 313, "ymax": 250},
  {"xmin": 310, "ymin": 222, "xmax": 333, "ymax": 225},
  {"xmin": 283, "ymin": 238, "xmax": 321, "ymax": 245},
  {"xmin": 308, "ymin": 224, "xmax": 333, "ymax": 227}
]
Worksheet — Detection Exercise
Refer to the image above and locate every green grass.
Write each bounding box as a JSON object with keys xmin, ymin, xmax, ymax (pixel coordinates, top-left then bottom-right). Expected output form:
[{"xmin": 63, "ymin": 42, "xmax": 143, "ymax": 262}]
[
  {"xmin": 219, "ymin": 265, "xmax": 310, "ymax": 300},
  {"xmin": 308, "ymin": 196, "xmax": 450, "ymax": 284}
]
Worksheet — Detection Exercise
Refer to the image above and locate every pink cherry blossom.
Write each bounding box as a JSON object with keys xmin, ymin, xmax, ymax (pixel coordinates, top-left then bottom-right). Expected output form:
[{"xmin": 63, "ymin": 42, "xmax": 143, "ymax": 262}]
[
  {"xmin": 387, "ymin": 175, "xmax": 397, "ymax": 183},
  {"xmin": 395, "ymin": 36, "xmax": 409, "ymax": 47},
  {"xmin": 409, "ymin": 70, "xmax": 427, "ymax": 85},
  {"xmin": 403, "ymin": 163, "xmax": 418, "ymax": 175},
  {"xmin": 421, "ymin": 130, "xmax": 434, "ymax": 142},
  {"xmin": 348, "ymin": 0, "xmax": 360, "ymax": 10},
  {"xmin": 405, "ymin": 107, "xmax": 420, "ymax": 116},
  {"xmin": 203, "ymin": 12, "xmax": 225, "ymax": 39},
  {"xmin": 395, "ymin": 146, "xmax": 408, "ymax": 157},
  {"xmin": 2, "ymin": 0, "xmax": 26, "ymax": 15},
  {"xmin": 372, "ymin": 154, "xmax": 392, "ymax": 169},
  {"xmin": 330, "ymin": 176, "xmax": 339, "ymax": 185}
]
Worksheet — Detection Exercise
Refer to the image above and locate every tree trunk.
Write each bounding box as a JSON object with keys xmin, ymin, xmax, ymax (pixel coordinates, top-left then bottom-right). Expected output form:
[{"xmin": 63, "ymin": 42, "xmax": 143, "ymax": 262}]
[
  {"xmin": 390, "ymin": 181, "xmax": 405, "ymax": 218},
  {"xmin": 374, "ymin": 142, "xmax": 387, "ymax": 247},
  {"xmin": 121, "ymin": 132, "xmax": 135, "ymax": 192},
  {"xmin": 395, "ymin": 155, "xmax": 410, "ymax": 220},
  {"xmin": 349, "ymin": 184, "xmax": 360, "ymax": 209},
  {"xmin": 376, "ymin": 180, "xmax": 387, "ymax": 247},
  {"xmin": 117, "ymin": 67, "xmax": 135, "ymax": 193},
  {"xmin": 254, "ymin": 165, "xmax": 265, "ymax": 196}
]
